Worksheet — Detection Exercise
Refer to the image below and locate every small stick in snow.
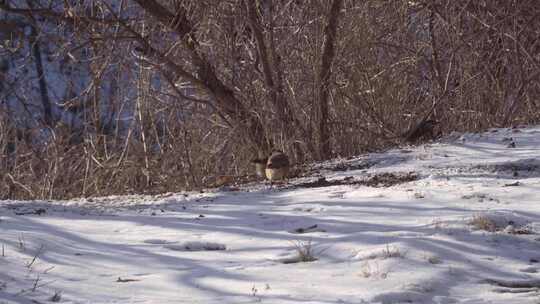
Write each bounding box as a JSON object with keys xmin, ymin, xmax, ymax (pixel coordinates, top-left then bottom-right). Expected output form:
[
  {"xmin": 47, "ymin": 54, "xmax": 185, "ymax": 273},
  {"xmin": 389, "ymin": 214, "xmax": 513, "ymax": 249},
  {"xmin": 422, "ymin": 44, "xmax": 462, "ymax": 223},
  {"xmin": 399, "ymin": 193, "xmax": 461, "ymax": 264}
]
[
  {"xmin": 26, "ymin": 244, "xmax": 45, "ymax": 269},
  {"xmin": 116, "ymin": 277, "xmax": 140, "ymax": 283},
  {"xmin": 31, "ymin": 274, "xmax": 41, "ymax": 292}
]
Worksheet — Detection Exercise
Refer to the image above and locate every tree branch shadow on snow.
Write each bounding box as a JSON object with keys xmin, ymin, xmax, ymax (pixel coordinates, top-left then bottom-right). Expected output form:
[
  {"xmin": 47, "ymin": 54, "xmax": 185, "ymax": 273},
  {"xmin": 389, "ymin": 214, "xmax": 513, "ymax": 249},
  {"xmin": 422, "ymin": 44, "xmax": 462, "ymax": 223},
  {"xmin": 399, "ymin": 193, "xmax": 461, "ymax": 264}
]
[{"xmin": 3, "ymin": 186, "xmax": 540, "ymax": 303}]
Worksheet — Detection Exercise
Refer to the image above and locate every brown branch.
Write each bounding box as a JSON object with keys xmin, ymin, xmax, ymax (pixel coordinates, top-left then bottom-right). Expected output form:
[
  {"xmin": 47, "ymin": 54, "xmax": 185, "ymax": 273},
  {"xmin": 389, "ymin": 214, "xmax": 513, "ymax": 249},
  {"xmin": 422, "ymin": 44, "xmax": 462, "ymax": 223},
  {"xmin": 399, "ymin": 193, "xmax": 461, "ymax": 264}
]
[
  {"xmin": 0, "ymin": 2, "xmax": 132, "ymax": 25},
  {"xmin": 131, "ymin": 0, "xmax": 270, "ymax": 152},
  {"xmin": 244, "ymin": 0, "xmax": 304, "ymax": 155}
]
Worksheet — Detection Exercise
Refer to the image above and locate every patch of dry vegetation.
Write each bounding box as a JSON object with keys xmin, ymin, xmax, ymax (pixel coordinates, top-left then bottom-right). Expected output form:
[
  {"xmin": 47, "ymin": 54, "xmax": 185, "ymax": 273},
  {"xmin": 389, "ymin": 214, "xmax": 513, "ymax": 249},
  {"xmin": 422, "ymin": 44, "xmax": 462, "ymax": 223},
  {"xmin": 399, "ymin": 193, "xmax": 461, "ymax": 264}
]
[{"xmin": 1, "ymin": 1, "xmax": 539, "ymax": 199}]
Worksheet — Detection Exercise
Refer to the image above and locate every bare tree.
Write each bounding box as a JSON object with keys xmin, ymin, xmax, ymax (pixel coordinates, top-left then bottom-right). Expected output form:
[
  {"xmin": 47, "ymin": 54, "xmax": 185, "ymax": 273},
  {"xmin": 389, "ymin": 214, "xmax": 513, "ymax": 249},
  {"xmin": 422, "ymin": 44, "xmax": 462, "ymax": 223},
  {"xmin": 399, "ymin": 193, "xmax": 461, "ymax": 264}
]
[
  {"xmin": 317, "ymin": 0, "xmax": 343, "ymax": 159},
  {"xmin": 0, "ymin": 0, "xmax": 539, "ymax": 199}
]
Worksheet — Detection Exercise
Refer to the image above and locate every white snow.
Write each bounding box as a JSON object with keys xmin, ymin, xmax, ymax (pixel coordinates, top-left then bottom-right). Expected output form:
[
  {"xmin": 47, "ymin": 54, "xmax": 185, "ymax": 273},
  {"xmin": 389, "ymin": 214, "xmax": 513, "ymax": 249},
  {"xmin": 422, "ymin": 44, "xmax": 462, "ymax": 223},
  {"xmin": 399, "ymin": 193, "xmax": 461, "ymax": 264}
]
[{"xmin": 2, "ymin": 126, "xmax": 540, "ymax": 303}]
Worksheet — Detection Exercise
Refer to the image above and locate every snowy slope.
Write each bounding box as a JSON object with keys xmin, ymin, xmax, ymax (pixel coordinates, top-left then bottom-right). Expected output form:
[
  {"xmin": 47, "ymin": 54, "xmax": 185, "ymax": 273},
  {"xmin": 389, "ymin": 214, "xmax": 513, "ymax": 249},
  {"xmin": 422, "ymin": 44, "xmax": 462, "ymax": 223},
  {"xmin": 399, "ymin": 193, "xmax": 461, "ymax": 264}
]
[{"xmin": 2, "ymin": 126, "xmax": 540, "ymax": 304}]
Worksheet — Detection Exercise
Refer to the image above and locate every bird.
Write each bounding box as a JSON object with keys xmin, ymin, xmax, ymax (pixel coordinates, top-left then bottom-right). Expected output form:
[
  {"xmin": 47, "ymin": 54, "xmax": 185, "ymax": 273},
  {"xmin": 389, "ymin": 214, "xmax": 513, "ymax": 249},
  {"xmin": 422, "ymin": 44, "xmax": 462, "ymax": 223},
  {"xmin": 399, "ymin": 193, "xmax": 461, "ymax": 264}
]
[
  {"xmin": 265, "ymin": 150, "xmax": 290, "ymax": 184},
  {"xmin": 404, "ymin": 119, "xmax": 440, "ymax": 143},
  {"xmin": 250, "ymin": 156, "xmax": 268, "ymax": 179}
]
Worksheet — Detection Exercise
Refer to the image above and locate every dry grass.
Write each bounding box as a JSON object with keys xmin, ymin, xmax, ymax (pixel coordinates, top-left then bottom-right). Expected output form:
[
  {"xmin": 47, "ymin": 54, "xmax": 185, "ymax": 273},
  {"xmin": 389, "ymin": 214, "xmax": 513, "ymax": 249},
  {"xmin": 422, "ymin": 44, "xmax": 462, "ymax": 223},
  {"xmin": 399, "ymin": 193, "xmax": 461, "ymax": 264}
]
[
  {"xmin": 293, "ymin": 240, "xmax": 318, "ymax": 263},
  {"xmin": 281, "ymin": 240, "xmax": 319, "ymax": 264},
  {"xmin": 360, "ymin": 261, "xmax": 388, "ymax": 279},
  {"xmin": 50, "ymin": 290, "xmax": 62, "ymax": 302},
  {"xmin": 381, "ymin": 244, "xmax": 404, "ymax": 259},
  {"xmin": 469, "ymin": 214, "xmax": 533, "ymax": 234},
  {"xmin": 1, "ymin": 1, "xmax": 540, "ymax": 200},
  {"xmin": 469, "ymin": 215, "xmax": 498, "ymax": 232},
  {"xmin": 427, "ymin": 255, "xmax": 442, "ymax": 265}
]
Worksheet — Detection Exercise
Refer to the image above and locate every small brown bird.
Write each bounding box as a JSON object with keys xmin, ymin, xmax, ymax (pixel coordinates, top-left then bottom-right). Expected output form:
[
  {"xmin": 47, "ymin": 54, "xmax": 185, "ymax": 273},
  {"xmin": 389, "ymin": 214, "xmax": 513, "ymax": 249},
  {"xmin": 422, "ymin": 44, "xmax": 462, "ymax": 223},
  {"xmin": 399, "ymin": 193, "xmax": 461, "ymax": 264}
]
[
  {"xmin": 265, "ymin": 150, "xmax": 290, "ymax": 184},
  {"xmin": 404, "ymin": 119, "xmax": 440, "ymax": 143},
  {"xmin": 251, "ymin": 157, "xmax": 268, "ymax": 179}
]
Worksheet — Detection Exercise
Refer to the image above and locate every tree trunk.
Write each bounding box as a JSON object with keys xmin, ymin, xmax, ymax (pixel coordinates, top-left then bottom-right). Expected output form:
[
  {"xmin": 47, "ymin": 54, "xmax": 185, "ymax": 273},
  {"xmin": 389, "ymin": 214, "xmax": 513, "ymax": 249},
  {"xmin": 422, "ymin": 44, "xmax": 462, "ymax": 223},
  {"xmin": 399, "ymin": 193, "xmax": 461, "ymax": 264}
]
[
  {"xmin": 244, "ymin": 0, "xmax": 307, "ymax": 160},
  {"xmin": 318, "ymin": 0, "xmax": 343, "ymax": 160},
  {"xmin": 29, "ymin": 25, "xmax": 53, "ymax": 127}
]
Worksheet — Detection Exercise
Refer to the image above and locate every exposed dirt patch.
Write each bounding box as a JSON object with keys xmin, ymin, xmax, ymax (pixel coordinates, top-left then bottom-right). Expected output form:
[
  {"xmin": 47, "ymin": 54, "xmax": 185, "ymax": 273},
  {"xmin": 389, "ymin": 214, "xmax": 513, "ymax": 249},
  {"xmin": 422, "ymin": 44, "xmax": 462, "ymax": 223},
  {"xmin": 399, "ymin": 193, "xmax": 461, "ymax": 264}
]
[
  {"xmin": 326, "ymin": 160, "xmax": 376, "ymax": 172},
  {"xmin": 468, "ymin": 212, "xmax": 534, "ymax": 234},
  {"xmin": 362, "ymin": 172, "xmax": 419, "ymax": 187},
  {"xmin": 474, "ymin": 158, "xmax": 540, "ymax": 177},
  {"xmin": 461, "ymin": 193, "xmax": 500, "ymax": 203},
  {"xmin": 296, "ymin": 172, "xmax": 419, "ymax": 188},
  {"xmin": 296, "ymin": 159, "xmax": 380, "ymax": 178}
]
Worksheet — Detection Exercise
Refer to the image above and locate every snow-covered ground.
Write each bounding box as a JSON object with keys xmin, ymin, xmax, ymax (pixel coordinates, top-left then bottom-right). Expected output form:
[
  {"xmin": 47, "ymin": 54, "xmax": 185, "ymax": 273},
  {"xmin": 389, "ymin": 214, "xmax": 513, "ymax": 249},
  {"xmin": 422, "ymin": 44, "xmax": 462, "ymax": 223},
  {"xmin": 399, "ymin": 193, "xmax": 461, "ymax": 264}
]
[{"xmin": 2, "ymin": 126, "xmax": 540, "ymax": 304}]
